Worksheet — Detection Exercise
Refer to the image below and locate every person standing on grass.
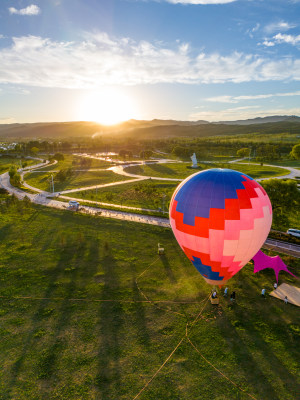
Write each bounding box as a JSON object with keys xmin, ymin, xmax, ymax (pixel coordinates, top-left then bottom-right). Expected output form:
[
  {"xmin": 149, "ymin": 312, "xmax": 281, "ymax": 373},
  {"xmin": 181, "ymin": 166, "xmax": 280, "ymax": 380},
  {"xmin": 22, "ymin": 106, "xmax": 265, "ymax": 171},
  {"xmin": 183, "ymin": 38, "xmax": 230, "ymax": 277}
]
[
  {"xmin": 230, "ymin": 291, "xmax": 235, "ymax": 302},
  {"xmin": 224, "ymin": 287, "xmax": 228, "ymax": 297},
  {"xmin": 274, "ymin": 282, "xmax": 278, "ymax": 290},
  {"xmin": 284, "ymin": 296, "xmax": 288, "ymax": 304},
  {"xmin": 261, "ymin": 288, "xmax": 266, "ymax": 298}
]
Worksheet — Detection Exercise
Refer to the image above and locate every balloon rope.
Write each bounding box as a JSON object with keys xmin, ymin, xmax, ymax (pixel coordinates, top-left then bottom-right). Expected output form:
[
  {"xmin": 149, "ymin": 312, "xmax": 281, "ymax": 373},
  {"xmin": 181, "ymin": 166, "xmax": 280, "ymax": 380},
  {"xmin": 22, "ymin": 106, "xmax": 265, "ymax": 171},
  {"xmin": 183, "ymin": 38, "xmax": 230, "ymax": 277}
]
[
  {"xmin": 133, "ymin": 258, "xmax": 258, "ymax": 400},
  {"xmin": 0, "ymin": 295, "xmax": 201, "ymax": 304},
  {"xmin": 135, "ymin": 256, "xmax": 186, "ymax": 317},
  {"xmin": 186, "ymin": 337, "xmax": 258, "ymax": 400},
  {"xmin": 132, "ymin": 293, "xmax": 210, "ymax": 400}
]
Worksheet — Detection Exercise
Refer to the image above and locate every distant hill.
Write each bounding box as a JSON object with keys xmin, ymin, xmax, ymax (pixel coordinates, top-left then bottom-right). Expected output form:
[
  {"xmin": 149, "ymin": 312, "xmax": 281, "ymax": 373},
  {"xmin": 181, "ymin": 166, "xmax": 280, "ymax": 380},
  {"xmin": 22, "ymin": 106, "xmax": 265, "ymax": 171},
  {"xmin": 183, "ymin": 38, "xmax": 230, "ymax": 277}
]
[
  {"xmin": 0, "ymin": 116, "xmax": 299, "ymax": 140},
  {"xmin": 217, "ymin": 115, "xmax": 300, "ymax": 125}
]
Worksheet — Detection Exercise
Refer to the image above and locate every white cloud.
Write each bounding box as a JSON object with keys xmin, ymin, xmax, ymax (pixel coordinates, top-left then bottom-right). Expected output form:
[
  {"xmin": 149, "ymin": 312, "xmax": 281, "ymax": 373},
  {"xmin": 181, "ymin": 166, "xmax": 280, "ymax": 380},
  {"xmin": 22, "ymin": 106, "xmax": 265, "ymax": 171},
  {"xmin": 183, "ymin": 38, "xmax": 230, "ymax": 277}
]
[
  {"xmin": 166, "ymin": 0, "xmax": 236, "ymax": 3},
  {"xmin": 206, "ymin": 91, "xmax": 300, "ymax": 103},
  {"xmin": 0, "ymin": 33, "xmax": 300, "ymax": 89},
  {"xmin": 261, "ymin": 40, "xmax": 275, "ymax": 47},
  {"xmin": 273, "ymin": 33, "xmax": 300, "ymax": 45},
  {"xmin": 0, "ymin": 117, "xmax": 15, "ymax": 124},
  {"xmin": 8, "ymin": 5, "xmax": 41, "ymax": 16},
  {"xmin": 189, "ymin": 106, "xmax": 300, "ymax": 122},
  {"xmin": 206, "ymin": 95, "xmax": 237, "ymax": 103},
  {"xmin": 264, "ymin": 21, "xmax": 296, "ymax": 34}
]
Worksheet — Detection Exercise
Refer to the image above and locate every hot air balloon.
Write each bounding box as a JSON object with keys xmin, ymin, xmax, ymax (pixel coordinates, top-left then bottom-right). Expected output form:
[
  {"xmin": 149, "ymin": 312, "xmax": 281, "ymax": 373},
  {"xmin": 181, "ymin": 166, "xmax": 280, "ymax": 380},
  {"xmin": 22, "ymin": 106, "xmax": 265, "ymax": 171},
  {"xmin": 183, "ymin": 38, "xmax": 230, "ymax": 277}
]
[{"xmin": 169, "ymin": 169, "xmax": 272, "ymax": 286}]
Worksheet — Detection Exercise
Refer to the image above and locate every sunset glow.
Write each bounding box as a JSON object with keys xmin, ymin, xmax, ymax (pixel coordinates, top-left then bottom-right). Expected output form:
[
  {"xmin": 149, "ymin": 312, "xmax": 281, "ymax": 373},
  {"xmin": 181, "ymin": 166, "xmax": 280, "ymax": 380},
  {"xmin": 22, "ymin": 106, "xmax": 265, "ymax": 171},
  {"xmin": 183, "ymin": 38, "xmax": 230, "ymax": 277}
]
[{"xmin": 78, "ymin": 90, "xmax": 138, "ymax": 125}]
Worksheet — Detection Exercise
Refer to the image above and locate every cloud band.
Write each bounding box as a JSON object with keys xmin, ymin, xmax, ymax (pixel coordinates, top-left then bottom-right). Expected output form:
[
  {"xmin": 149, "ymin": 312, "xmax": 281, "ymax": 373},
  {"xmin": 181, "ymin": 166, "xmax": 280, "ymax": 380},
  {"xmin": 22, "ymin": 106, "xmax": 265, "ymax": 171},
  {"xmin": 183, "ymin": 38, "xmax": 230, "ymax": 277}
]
[{"xmin": 0, "ymin": 34, "xmax": 299, "ymax": 89}]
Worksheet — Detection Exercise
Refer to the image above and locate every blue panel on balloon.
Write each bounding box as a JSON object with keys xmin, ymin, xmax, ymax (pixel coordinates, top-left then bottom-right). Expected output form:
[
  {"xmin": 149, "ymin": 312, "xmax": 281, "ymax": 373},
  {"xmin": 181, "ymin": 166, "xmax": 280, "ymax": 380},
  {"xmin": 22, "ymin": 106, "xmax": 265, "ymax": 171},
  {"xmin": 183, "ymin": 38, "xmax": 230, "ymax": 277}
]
[
  {"xmin": 174, "ymin": 169, "xmax": 252, "ymax": 226},
  {"xmin": 191, "ymin": 256, "xmax": 224, "ymax": 281}
]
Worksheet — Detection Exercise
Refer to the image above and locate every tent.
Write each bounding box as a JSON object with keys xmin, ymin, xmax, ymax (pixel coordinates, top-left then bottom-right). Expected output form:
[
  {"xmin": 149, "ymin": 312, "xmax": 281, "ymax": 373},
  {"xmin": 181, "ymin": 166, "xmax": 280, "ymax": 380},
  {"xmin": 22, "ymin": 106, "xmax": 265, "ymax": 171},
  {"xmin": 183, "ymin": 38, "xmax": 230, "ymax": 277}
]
[{"xmin": 252, "ymin": 250, "xmax": 298, "ymax": 282}]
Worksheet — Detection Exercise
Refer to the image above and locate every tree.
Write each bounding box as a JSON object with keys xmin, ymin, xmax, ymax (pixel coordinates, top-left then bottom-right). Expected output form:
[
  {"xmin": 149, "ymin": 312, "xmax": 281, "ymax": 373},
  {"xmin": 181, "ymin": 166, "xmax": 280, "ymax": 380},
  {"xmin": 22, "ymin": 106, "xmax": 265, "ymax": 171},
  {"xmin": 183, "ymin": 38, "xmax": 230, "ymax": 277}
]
[
  {"xmin": 11, "ymin": 173, "xmax": 21, "ymax": 186},
  {"xmin": 261, "ymin": 179, "xmax": 300, "ymax": 230},
  {"xmin": 144, "ymin": 150, "xmax": 153, "ymax": 159},
  {"xmin": 119, "ymin": 149, "xmax": 127, "ymax": 159},
  {"xmin": 237, "ymin": 148, "xmax": 250, "ymax": 158},
  {"xmin": 262, "ymin": 179, "xmax": 299, "ymax": 213},
  {"xmin": 31, "ymin": 147, "xmax": 39, "ymax": 156},
  {"xmin": 53, "ymin": 153, "xmax": 64, "ymax": 161},
  {"xmin": 290, "ymin": 143, "xmax": 300, "ymax": 160},
  {"xmin": 9, "ymin": 165, "xmax": 18, "ymax": 179},
  {"xmin": 22, "ymin": 196, "xmax": 32, "ymax": 208}
]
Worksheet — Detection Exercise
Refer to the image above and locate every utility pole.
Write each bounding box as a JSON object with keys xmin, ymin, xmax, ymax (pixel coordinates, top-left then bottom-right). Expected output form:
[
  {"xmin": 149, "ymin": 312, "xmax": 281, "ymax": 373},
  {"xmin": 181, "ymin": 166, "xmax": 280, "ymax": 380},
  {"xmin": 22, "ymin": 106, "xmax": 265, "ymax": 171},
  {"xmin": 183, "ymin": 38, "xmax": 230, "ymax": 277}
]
[{"xmin": 50, "ymin": 174, "xmax": 54, "ymax": 193}]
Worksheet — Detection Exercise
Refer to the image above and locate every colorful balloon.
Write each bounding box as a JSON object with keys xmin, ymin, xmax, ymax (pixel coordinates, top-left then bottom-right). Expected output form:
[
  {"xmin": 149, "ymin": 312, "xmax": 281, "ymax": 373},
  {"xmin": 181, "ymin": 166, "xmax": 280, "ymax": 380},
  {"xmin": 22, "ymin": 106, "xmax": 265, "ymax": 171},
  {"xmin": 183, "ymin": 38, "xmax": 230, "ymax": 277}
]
[{"xmin": 169, "ymin": 169, "xmax": 272, "ymax": 285}]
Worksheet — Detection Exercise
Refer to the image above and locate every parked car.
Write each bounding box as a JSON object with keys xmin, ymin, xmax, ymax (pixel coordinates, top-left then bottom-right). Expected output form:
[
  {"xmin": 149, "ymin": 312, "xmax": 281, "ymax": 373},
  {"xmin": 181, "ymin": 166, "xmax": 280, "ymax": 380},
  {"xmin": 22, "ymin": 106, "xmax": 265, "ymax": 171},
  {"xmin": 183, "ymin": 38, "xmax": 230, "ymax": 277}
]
[
  {"xmin": 286, "ymin": 228, "xmax": 300, "ymax": 238},
  {"xmin": 68, "ymin": 200, "xmax": 80, "ymax": 211}
]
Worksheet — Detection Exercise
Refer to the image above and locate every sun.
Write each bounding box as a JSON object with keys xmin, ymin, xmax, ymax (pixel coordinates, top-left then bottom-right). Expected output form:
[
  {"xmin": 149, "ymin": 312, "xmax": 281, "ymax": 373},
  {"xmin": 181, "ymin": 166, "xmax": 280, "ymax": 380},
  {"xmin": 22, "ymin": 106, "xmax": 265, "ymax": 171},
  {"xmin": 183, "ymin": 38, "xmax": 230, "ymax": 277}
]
[{"xmin": 78, "ymin": 89, "xmax": 138, "ymax": 125}]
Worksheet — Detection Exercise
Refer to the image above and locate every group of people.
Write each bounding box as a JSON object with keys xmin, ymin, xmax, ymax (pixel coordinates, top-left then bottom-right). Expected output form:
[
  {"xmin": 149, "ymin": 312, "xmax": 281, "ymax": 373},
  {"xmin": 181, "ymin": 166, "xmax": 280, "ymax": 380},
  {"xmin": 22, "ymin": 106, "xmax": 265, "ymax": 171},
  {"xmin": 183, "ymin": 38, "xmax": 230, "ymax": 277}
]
[
  {"xmin": 261, "ymin": 283, "xmax": 288, "ymax": 304},
  {"xmin": 211, "ymin": 287, "xmax": 235, "ymax": 302},
  {"xmin": 212, "ymin": 282, "xmax": 289, "ymax": 304}
]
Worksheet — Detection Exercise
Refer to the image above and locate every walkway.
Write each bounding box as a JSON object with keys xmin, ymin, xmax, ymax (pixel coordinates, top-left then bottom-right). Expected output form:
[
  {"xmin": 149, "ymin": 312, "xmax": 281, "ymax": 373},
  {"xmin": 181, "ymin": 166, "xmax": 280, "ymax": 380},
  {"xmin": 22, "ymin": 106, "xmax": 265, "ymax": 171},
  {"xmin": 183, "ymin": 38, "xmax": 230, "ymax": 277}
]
[
  {"xmin": 0, "ymin": 171, "xmax": 169, "ymax": 228},
  {"xmin": 1, "ymin": 168, "xmax": 299, "ymax": 256}
]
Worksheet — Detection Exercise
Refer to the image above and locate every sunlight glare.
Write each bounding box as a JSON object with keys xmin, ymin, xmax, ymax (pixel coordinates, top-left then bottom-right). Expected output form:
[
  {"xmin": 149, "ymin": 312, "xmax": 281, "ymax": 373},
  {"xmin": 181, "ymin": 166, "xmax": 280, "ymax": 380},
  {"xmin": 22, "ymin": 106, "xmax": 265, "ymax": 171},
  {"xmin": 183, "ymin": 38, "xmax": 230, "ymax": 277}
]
[{"xmin": 78, "ymin": 89, "xmax": 137, "ymax": 125}]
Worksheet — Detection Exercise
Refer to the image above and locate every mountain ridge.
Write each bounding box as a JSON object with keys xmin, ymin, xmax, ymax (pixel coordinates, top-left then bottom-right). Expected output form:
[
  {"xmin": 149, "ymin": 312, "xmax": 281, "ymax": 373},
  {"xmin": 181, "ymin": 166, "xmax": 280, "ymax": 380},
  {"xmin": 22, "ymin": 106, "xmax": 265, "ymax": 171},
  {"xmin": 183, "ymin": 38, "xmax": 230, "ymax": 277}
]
[{"xmin": 0, "ymin": 115, "xmax": 299, "ymax": 139}]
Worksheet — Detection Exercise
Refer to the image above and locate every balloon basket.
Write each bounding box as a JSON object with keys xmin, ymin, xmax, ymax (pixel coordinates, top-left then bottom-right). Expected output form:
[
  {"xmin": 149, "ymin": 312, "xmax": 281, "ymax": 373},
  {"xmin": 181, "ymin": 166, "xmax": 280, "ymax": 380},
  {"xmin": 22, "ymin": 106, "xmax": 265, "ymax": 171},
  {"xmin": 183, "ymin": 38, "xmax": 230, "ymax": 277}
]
[{"xmin": 210, "ymin": 295, "xmax": 219, "ymax": 305}]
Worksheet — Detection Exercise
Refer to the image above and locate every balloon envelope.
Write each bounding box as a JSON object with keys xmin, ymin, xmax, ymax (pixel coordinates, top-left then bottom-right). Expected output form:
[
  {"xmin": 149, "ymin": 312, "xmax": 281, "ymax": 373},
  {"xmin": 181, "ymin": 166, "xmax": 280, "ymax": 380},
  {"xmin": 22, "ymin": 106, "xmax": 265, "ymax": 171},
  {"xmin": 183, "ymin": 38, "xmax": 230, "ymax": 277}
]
[{"xmin": 170, "ymin": 169, "xmax": 272, "ymax": 285}]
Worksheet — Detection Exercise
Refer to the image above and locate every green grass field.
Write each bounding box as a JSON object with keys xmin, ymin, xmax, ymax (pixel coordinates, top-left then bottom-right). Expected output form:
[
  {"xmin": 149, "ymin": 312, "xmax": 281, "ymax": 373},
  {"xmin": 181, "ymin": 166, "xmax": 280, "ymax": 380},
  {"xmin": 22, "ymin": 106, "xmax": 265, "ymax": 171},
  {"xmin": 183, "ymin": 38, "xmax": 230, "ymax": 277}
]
[
  {"xmin": 0, "ymin": 156, "xmax": 36, "ymax": 173},
  {"xmin": 40, "ymin": 155, "xmax": 113, "ymax": 172},
  {"xmin": 64, "ymin": 180, "xmax": 179, "ymax": 210},
  {"xmin": 208, "ymin": 131, "xmax": 299, "ymax": 144},
  {"xmin": 125, "ymin": 162, "xmax": 289, "ymax": 180},
  {"xmin": 23, "ymin": 170, "xmax": 132, "ymax": 192},
  {"xmin": 0, "ymin": 197, "xmax": 299, "ymax": 399},
  {"xmin": 236, "ymin": 159, "xmax": 300, "ymax": 168}
]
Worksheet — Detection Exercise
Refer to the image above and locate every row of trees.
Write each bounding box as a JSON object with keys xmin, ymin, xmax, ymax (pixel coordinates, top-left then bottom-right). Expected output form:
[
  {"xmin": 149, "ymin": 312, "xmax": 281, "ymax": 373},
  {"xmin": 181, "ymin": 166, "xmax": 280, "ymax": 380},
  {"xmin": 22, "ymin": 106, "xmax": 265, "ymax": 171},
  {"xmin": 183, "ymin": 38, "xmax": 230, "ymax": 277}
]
[
  {"xmin": 262, "ymin": 179, "xmax": 300, "ymax": 229},
  {"xmin": 237, "ymin": 143, "xmax": 300, "ymax": 160},
  {"xmin": 118, "ymin": 149, "xmax": 153, "ymax": 159}
]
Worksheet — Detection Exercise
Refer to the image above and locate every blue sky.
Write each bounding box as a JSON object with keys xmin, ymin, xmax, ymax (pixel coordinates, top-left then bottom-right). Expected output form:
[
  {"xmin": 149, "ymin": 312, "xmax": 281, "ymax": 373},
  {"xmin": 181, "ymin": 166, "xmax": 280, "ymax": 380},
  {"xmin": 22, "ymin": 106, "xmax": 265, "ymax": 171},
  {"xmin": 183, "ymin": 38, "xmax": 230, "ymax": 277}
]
[{"xmin": 0, "ymin": 0, "xmax": 300, "ymax": 123}]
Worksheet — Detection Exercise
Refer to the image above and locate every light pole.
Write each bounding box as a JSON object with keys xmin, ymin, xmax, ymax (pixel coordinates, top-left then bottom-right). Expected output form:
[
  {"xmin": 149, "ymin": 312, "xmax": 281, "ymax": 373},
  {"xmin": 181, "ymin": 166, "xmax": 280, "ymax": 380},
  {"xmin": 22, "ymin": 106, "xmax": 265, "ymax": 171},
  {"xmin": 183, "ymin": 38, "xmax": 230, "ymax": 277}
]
[{"xmin": 50, "ymin": 174, "xmax": 54, "ymax": 193}]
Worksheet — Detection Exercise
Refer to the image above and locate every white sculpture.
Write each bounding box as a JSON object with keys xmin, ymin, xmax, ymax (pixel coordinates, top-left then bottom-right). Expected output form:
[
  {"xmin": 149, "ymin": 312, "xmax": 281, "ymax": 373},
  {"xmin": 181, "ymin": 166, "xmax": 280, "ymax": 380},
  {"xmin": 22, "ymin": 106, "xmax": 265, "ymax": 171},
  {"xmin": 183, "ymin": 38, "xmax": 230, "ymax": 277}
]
[{"xmin": 191, "ymin": 153, "xmax": 198, "ymax": 168}]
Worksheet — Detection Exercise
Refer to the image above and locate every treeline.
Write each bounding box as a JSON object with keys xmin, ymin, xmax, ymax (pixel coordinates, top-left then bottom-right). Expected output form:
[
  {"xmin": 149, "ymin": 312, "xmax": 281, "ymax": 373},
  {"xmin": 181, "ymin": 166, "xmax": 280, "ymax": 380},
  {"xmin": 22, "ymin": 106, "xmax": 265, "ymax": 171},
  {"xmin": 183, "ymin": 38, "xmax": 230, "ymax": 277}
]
[{"xmin": 1, "ymin": 134, "xmax": 298, "ymax": 162}]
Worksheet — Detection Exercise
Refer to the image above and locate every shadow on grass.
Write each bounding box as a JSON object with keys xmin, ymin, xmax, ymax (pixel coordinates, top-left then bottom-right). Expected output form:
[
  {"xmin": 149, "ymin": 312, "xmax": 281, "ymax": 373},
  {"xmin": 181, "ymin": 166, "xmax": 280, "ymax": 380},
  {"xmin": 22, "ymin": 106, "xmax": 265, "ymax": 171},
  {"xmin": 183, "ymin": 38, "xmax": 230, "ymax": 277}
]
[
  {"xmin": 95, "ymin": 254, "xmax": 123, "ymax": 398},
  {"xmin": 132, "ymin": 279, "xmax": 151, "ymax": 348},
  {"xmin": 4, "ymin": 238, "xmax": 86, "ymax": 398},
  {"xmin": 160, "ymin": 255, "xmax": 177, "ymax": 283},
  {"xmin": 230, "ymin": 300, "xmax": 299, "ymax": 395},
  {"xmin": 212, "ymin": 294, "xmax": 299, "ymax": 400},
  {"xmin": 147, "ymin": 163, "xmax": 178, "ymax": 176}
]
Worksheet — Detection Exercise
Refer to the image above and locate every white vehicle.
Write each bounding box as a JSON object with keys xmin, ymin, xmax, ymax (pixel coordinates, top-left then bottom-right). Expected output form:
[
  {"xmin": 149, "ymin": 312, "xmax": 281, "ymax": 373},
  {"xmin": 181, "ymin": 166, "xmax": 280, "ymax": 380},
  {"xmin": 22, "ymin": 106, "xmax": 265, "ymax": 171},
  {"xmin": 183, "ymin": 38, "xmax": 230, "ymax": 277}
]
[
  {"xmin": 286, "ymin": 228, "xmax": 300, "ymax": 238},
  {"xmin": 68, "ymin": 200, "xmax": 79, "ymax": 211}
]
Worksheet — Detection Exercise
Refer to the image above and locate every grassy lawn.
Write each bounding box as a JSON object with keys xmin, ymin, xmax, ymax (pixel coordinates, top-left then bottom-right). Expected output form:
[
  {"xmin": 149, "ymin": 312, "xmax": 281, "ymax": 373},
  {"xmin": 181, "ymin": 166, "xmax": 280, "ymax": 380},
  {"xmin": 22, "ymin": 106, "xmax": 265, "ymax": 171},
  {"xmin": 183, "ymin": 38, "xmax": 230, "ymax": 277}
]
[
  {"xmin": 0, "ymin": 157, "xmax": 36, "ymax": 173},
  {"xmin": 40, "ymin": 155, "xmax": 113, "ymax": 172},
  {"xmin": 0, "ymin": 197, "xmax": 299, "ymax": 399},
  {"xmin": 125, "ymin": 162, "xmax": 289, "ymax": 180},
  {"xmin": 23, "ymin": 170, "xmax": 132, "ymax": 192},
  {"xmin": 237, "ymin": 160, "xmax": 300, "ymax": 168},
  {"xmin": 63, "ymin": 180, "xmax": 179, "ymax": 210}
]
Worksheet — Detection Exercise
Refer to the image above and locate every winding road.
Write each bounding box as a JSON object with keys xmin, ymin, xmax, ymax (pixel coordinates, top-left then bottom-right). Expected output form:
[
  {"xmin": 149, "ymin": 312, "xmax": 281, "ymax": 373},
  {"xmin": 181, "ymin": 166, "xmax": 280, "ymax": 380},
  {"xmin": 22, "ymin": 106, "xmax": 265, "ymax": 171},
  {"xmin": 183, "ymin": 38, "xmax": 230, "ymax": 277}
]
[{"xmin": 0, "ymin": 154, "xmax": 299, "ymax": 256}]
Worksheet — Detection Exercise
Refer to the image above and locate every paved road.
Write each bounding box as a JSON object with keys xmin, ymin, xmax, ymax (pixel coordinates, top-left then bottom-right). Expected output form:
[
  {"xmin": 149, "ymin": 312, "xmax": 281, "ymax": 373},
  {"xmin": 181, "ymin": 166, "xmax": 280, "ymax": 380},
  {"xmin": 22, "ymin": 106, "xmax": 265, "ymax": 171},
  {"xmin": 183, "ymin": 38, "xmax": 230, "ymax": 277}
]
[
  {"xmin": 264, "ymin": 238, "xmax": 300, "ymax": 258},
  {"xmin": 48, "ymin": 177, "xmax": 146, "ymax": 197},
  {"xmin": 236, "ymin": 162, "xmax": 300, "ymax": 181},
  {"xmin": 2, "ymin": 169, "xmax": 300, "ymax": 257},
  {"xmin": 4, "ymin": 156, "xmax": 300, "ymax": 258},
  {"xmin": 108, "ymin": 163, "xmax": 183, "ymax": 182},
  {"xmin": 0, "ymin": 171, "xmax": 170, "ymax": 228}
]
